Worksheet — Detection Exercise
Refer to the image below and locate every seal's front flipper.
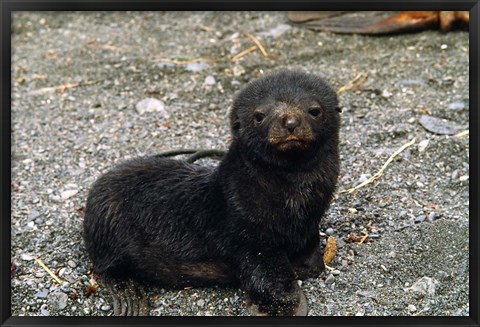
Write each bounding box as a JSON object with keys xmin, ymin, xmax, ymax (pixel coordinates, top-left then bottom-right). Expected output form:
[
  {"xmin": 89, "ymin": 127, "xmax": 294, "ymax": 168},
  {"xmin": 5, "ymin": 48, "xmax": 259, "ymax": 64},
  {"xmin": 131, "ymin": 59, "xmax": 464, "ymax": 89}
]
[
  {"xmin": 106, "ymin": 278, "xmax": 150, "ymax": 316},
  {"xmin": 246, "ymin": 284, "xmax": 308, "ymax": 316}
]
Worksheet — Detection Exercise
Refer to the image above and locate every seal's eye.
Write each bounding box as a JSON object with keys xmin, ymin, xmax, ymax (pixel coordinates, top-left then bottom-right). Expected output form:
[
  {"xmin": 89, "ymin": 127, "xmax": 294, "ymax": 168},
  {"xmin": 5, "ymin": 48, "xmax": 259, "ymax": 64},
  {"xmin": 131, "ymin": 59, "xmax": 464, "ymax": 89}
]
[
  {"xmin": 308, "ymin": 108, "xmax": 321, "ymax": 118},
  {"xmin": 254, "ymin": 112, "xmax": 266, "ymax": 124}
]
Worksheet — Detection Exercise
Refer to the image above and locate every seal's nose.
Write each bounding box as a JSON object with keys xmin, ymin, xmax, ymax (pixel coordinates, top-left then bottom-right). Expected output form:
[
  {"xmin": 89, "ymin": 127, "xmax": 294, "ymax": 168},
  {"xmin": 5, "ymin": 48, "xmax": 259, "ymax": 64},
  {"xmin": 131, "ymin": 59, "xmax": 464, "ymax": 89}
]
[{"xmin": 283, "ymin": 116, "xmax": 300, "ymax": 133}]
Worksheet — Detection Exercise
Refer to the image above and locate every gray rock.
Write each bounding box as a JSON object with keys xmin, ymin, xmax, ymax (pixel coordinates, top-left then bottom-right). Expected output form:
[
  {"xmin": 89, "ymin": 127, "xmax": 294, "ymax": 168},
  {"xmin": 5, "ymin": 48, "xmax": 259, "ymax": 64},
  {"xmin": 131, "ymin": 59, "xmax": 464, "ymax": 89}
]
[
  {"xmin": 27, "ymin": 210, "xmax": 41, "ymax": 220},
  {"xmin": 48, "ymin": 291, "xmax": 68, "ymax": 310},
  {"xmin": 406, "ymin": 276, "xmax": 438, "ymax": 298},
  {"xmin": 325, "ymin": 228, "xmax": 334, "ymax": 236},
  {"xmin": 419, "ymin": 115, "xmax": 463, "ymax": 135},
  {"xmin": 67, "ymin": 260, "xmax": 77, "ymax": 268},
  {"xmin": 34, "ymin": 289, "xmax": 49, "ymax": 298},
  {"xmin": 196, "ymin": 299, "xmax": 205, "ymax": 307}
]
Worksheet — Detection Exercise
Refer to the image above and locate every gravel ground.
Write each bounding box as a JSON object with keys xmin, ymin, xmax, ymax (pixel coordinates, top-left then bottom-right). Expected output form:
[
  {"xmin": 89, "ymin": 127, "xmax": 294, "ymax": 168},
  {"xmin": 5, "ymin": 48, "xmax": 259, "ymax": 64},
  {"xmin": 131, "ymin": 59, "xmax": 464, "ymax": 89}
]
[{"xmin": 10, "ymin": 11, "xmax": 469, "ymax": 317}]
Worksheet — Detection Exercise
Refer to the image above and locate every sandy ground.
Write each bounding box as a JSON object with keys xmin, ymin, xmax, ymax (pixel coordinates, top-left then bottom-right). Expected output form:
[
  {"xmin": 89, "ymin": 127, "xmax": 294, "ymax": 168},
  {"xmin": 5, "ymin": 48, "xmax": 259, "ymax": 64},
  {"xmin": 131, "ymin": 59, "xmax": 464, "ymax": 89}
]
[{"xmin": 10, "ymin": 11, "xmax": 469, "ymax": 316}]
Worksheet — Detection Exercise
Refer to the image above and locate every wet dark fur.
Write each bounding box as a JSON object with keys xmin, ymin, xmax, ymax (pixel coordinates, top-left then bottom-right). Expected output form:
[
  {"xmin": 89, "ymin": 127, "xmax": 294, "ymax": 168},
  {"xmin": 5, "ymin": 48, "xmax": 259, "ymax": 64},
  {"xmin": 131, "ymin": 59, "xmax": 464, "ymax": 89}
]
[{"xmin": 83, "ymin": 70, "xmax": 340, "ymax": 316}]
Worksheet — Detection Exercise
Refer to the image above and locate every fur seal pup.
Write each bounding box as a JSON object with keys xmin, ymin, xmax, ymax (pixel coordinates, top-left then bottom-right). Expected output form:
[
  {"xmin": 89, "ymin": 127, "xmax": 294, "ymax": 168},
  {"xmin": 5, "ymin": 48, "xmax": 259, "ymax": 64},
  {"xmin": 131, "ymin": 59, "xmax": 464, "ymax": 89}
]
[{"xmin": 83, "ymin": 70, "xmax": 341, "ymax": 316}]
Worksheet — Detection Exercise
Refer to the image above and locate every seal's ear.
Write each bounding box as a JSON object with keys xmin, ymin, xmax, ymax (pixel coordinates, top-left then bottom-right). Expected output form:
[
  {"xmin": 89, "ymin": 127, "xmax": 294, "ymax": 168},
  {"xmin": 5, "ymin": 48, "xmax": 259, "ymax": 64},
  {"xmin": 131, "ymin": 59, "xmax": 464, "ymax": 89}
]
[
  {"xmin": 232, "ymin": 120, "xmax": 241, "ymax": 139},
  {"xmin": 335, "ymin": 107, "xmax": 342, "ymax": 113},
  {"xmin": 230, "ymin": 111, "xmax": 241, "ymax": 139}
]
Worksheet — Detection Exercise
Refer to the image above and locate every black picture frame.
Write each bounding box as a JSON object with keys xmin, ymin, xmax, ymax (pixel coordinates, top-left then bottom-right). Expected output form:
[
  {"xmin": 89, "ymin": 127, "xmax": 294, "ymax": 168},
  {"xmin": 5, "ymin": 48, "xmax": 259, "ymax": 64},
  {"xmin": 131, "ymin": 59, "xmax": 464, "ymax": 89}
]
[{"xmin": 1, "ymin": 1, "xmax": 478, "ymax": 326}]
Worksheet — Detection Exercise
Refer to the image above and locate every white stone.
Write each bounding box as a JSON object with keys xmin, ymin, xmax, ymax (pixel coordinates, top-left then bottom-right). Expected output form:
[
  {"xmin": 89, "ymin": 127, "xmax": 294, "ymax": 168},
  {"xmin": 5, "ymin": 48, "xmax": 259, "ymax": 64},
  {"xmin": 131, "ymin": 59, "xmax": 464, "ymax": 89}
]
[{"xmin": 60, "ymin": 190, "xmax": 78, "ymax": 199}]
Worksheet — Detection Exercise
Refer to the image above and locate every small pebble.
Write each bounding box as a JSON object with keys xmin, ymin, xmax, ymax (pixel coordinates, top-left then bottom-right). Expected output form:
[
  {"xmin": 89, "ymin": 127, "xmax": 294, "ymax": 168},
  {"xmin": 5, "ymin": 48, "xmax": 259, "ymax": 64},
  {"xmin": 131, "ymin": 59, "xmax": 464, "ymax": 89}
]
[
  {"xmin": 101, "ymin": 305, "xmax": 111, "ymax": 311},
  {"xmin": 60, "ymin": 190, "xmax": 78, "ymax": 200},
  {"xmin": 20, "ymin": 253, "xmax": 34, "ymax": 261},
  {"xmin": 232, "ymin": 65, "xmax": 245, "ymax": 76},
  {"xmin": 204, "ymin": 75, "xmax": 216, "ymax": 85},
  {"xmin": 58, "ymin": 267, "xmax": 67, "ymax": 277},
  {"xmin": 67, "ymin": 260, "xmax": 77, "ymax": 268},
  {"xmin": 260, "ymin": 23, "xmax": 292, "ymax": 38},
  {"xmin": 448, "ymin": 101, "xmax": 465, "ymax": 111},
  {"xmin": 325, "ymin": 274, "xmax": 335, "ymax": 284},
  {"xmin": 414, "ymin": 215, "xmax": 425, "ymax": 223},
  {"xmin": 185, "ymin": 62, "xmax": 209, "ymax": 72},
  {"xmin": 382, "ymin": 89, "xmax": 392, "ymax": 98},
  {"xmin": 408, "ymin": 304, "xmax": 417, "ymax": 313},
  {"xmin": 428, "ymin": 212, "xmax": 436, "ymax": 221},
  {"xmin": 436, "ymin": 270, "xmax": 449, "ymax": 281},
  {"xmin": 417, "ymin": 139, "xmax": 429, "ymax": 152},
  {"xmin": 332, "ymin": 270, "xmax": 341, "ymax": 276},
  {"xmin": 40, "ymin": 304, "xmax": 49, "ymax": 316},
  {"xmin": 135, "ymin": 98, "xmax": 169, "ymax": 117},
  {"xmin": 196, "ymin": 299, "xmax": 205, "ymax": 307},
  {"xmin": 358, "ymin": 174, "xmax": 372, "ymax": 183},
  {"xmin": 451, "ymin": 170, "xmax": 459, "ymax": 180},
  {"xmin": 325, "ymin": 228, "xmax": 334, "ymax": 236}
]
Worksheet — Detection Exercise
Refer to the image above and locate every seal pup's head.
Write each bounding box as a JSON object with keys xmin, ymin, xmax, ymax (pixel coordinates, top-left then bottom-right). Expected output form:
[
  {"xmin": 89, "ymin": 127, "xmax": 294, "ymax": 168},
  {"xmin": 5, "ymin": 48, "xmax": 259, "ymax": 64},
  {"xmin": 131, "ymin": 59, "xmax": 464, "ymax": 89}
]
[{"xmin": 230, "ymin": 70, "xmax": 340, "ymax": 168}]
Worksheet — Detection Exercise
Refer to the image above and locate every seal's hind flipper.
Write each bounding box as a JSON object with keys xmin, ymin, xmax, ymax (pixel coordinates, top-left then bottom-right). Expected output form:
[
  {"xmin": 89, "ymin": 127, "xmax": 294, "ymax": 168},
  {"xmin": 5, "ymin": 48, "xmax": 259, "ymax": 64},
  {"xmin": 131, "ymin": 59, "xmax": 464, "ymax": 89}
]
[
  {"xmin": 287, "ymin": 11, "xmax": 349, "ymax": 23},
  {"xmin": 106, "ymin": 278, "xmax": 150, "ymax": 316}
]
